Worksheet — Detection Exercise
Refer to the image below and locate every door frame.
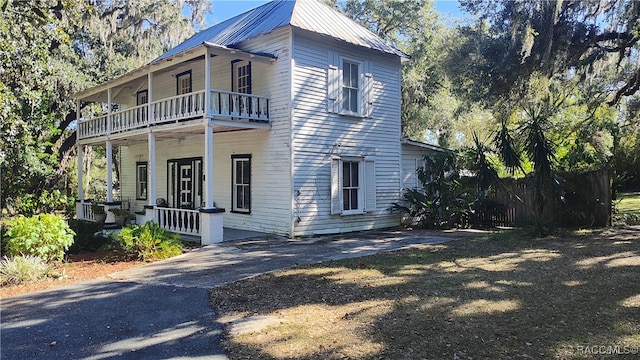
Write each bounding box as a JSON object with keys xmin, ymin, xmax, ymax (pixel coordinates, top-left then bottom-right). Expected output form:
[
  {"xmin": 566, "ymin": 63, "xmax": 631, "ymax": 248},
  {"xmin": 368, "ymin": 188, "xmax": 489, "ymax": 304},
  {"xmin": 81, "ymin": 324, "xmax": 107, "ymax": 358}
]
[{"xmin": 166, "ymin": 157, "xmax": 202, "ymax": 209}]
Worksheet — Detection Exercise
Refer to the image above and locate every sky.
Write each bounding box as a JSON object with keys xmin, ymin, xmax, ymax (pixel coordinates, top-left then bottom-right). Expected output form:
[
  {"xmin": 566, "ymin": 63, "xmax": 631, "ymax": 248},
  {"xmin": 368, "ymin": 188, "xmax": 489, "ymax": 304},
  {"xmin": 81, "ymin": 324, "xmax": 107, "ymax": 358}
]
[{"xmin": 207, "ymin": 0, "xmax": 467, "ymax": 26}]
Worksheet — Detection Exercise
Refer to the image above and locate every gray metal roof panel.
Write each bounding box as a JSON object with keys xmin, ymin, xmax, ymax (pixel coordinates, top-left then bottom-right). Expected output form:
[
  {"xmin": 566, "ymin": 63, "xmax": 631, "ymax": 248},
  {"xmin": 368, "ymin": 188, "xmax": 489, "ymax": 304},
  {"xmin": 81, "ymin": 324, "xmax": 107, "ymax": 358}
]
[{"xmin": 153, "ymin": 0, "xmax": 407, "ymax": 63}]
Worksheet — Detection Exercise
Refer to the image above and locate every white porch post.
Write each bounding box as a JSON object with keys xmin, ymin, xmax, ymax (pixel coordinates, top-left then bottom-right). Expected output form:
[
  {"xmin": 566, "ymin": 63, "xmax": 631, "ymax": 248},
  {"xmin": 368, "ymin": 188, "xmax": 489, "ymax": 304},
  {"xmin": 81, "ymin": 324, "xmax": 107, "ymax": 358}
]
[
  {"xmin": 148, "ymin": 132, "xmax": 156, "ymax": 207},
  {"xmin": 203, "ymin": 48, "xmax": 214, "ymax": 209},
  {"xmin": 76, "ymin": 143, "xmax": 84, "ymax": 219},
  {"xmin": 200, "ymin": 48, "xmax": 224, "ymax": 245},
  {"xmin": 76, "ymin": 100, "xmax": 85, "ymax": 219},
  {"xmin": 148, "ymin": 72, "xmax": 153, "ymax": 124},
  {"xmin": 106, "ymin": 89, "xmax": 113, "ymax": 202},
  {"xmin": 76, "ymin": 101, "xmax": 83, "ymax": 202},
  {"xmin": 106, "ymin": 140, "xmax": 113, "ymax": 202},
  {"xmin": 204, "ymin": 48, "xmax": 211, "ymax": 118}
]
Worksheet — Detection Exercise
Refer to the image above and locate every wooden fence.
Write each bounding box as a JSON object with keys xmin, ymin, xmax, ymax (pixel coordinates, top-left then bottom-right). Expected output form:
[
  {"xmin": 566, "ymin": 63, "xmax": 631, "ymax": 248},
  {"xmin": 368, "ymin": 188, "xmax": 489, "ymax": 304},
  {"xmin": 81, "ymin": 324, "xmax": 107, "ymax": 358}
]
[{"xmin": 486, "ymin": 169, "xmax": 611, "ymax": 227}]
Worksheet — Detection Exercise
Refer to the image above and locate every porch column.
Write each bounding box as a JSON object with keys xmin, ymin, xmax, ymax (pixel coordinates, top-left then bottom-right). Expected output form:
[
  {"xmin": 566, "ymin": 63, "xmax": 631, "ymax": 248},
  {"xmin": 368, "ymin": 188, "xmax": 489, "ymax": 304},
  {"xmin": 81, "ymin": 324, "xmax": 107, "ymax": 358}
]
[
  {"xmin": 76, "ymin": 101, "xmax": 83, "ymax": 202},
  {"xmin": 106, "ymin": 140, "xmax": 113, "ymax": 202},
  {"xmin": 204, "ymin": 48, "xmax": 211, "ymax": 118},
  {"xmin": 148, "ymin": 72, "xmax": 153, "ymax": 124},
  {"xmin": 76, "ymin": 144, "xmax": 84, "ymax": 219},
  {"xmin": 107, "ymin": 88, "xmax": 112, "ymax": 134},
  {"xmin": 148, "ymin": 132, "xmax": 156, "ymax": 207},
  {"xmin": 204, "ymin": 125, "xmax": 214, "ymax": 208},
  {"xmin": 203, "ymin": 49, "xmax": 213, "ymax": 208}
]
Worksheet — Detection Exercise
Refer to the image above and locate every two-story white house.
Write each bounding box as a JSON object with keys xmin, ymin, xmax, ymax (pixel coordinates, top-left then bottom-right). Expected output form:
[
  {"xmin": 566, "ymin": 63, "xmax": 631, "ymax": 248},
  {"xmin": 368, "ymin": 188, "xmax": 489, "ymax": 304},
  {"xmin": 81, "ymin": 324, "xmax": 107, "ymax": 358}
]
[{"xmin": 74, "ymin": 0, "xmax": 431, "ymax": 244}]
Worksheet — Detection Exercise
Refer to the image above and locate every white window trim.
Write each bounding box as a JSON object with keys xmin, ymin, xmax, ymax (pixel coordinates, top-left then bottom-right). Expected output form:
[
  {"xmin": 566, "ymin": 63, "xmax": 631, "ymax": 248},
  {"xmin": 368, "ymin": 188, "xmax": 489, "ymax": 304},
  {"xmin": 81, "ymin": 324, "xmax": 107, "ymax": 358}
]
[
  {"xmin": 331, "ymin": 156, "xmax": 376, "ymax": 215},
  {"xmin": 232, "ymin": 155, "xmax": 251, "ymax": 214},
  {"xmin": 136, "ymin": 162, "xmax": 148, "ymax": 200},
  {"xmin": 327, "ymin": 52, "xmax": 373, "ymax": 118}
]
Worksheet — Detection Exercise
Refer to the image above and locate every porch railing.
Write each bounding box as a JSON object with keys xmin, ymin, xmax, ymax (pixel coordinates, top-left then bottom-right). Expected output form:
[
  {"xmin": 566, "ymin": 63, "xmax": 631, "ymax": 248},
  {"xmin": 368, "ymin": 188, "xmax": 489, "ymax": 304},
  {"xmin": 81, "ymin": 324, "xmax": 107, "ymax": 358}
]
[
  {"xmin": 155, "ymin": 207, "xmax": 200, "ymax": 236},
  {"xmin": 111, "ymin": 103, "xmax": 150, "ymax": 133},
  {"xmin": 210, "ymin": 90, "xmax": 270, "ymax": 122},
  {"xmin": 153, "ymin": 90, "xmax": 206, "ymax": 124},
  {"xmin": 78, "ymin": 200, "xmax": 95, "ymax": 221},
  {"xmin": 77, "ymin": 89, "xmax": 270, "ymax": 140}
]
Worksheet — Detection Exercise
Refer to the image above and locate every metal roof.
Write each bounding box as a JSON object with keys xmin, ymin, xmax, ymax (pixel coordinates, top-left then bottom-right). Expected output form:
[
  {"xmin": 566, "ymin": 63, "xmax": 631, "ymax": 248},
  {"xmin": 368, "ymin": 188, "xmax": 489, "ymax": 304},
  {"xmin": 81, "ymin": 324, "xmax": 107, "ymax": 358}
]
[
  {"xmin": 153, "ymin": 0, "xmax": 408, "ymax": 63},
  {"xmin": 401, "ymin": 137, "xmax": 453, "ymax": 153}
]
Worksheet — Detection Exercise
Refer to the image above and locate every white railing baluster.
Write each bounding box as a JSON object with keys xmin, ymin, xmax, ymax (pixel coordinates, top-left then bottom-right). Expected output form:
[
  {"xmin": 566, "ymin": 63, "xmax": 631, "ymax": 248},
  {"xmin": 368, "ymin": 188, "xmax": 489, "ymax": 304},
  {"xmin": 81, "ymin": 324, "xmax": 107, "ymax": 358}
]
[
  {"xmin": 76, "ymin": 89, "xmax": 270, "ymax": 140},
  {"xmin": 153, "ymin": 207, "xmax": 200, "ymax": 235}
]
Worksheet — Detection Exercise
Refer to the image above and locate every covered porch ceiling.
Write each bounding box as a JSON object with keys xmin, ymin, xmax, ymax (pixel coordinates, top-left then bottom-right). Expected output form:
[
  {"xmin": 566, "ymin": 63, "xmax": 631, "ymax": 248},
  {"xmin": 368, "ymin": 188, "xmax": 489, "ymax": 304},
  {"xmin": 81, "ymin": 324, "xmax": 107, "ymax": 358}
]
[{"xmin": 75, "ymin": 42, "xmax": 277, "ymax": 104}]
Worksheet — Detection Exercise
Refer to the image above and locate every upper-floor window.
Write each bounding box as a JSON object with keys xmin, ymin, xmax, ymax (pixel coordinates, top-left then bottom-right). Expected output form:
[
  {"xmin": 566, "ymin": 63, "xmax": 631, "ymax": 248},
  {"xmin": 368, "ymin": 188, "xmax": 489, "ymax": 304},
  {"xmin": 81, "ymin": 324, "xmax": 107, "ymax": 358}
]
[
  {"xmin": 327, "ymin": 53, "xmax": 373, "ymax": 118},
  {"xmin": 176, "ymin": 70, "xmax": 192, "ymax": 95},
  {"xmin": 342, "ymin": 60, "xmax": 359, "ymax": 113},
  {"xmin": 233, "ymin": 61, "xmax": 252, "ymax": 94}
]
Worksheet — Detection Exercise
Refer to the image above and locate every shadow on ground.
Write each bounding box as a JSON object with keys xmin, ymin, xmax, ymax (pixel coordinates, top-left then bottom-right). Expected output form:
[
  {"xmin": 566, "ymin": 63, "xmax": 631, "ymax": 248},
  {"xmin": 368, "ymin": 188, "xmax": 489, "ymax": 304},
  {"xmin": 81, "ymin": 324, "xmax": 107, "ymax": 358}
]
[
  {"xmin": 210, "ymin": 227, "xmax": 640, "ymax": 359},
  {"xmin": 1, "ymin": 281, "xmax": 227, "ymax": 359}
]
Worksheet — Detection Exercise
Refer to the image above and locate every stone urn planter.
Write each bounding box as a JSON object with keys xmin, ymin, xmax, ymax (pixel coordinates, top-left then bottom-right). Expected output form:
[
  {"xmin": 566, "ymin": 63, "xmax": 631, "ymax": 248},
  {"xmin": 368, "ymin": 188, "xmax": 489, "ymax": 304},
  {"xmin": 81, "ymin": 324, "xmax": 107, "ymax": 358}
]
[
  {"xmin": 110, "ymin": 208, "xmax": 130, "ymax": 227},
  {"xmin": 91, "ymin": 204, "xmax": 107, "ymax": 225}
]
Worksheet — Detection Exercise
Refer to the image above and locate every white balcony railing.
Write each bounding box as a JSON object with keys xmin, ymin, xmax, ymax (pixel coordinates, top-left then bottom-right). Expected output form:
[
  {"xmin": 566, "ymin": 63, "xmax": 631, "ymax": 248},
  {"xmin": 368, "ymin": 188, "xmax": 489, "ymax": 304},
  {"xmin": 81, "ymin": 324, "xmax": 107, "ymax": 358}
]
[
  {"xmin": 155, "ymin": 207, "xmax": 200, "ymax": 235},
  {"xmin": 210, "ymin": 90, "xmax": 270, "ymax": 122},
  {"xmin": 154, "ymin": 90, "xmax": 206, "ymax": 124},
  {"xmin": 77, "ymin": 90, "xmax": 270, "ymax": 140}
]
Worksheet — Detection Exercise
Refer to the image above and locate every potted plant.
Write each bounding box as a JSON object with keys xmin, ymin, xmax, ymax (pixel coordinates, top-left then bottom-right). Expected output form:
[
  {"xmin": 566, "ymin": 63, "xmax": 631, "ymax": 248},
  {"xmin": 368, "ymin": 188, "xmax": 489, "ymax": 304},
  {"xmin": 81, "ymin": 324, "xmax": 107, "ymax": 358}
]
[
  {"xmin": 91, "ymin": 204, "xmax": 107, "ymax": 225},
  {"xmin": 110, "ymin": 208, "xmax": 130, "ymax": 227}
]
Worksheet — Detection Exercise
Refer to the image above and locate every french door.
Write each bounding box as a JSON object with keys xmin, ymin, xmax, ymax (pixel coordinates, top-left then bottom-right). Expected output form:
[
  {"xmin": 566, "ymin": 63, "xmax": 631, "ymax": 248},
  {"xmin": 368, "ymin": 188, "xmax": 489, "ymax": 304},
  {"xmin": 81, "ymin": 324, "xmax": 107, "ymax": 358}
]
[{"xmin": 167, "ymin": 157, "xmax": 202, "ymax": 209}]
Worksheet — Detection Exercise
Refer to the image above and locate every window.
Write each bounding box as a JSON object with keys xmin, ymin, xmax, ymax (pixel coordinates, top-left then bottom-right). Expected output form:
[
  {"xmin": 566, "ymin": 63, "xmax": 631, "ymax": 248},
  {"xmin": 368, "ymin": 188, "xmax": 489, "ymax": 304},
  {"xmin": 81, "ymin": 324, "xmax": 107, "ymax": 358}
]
[
  {"xmin": 232, "ymin": 155, "xmax": 251, "ymax": 213},
  {"xmin": 136, "ymin": 162, "xmax": 148, "ymax": 200},
  {"xmin": 136, "ymin": 90, "xmax": 148, "ymax": 123},
  {"xmin": 233, "ymin": 61, "xmax": 251, "ymax": 94},
  {"xmin": 342, "ymin": 60, "xmax": 359, "ymax": 113},
  {"xmin": 331, "ymin": 157, "xmax": 376, "ymax": 215},
  {"xmin": 176, "ymin": 70, "xmax": 192, "ymax": 95},
  {"xmin": 342, "ymin": 161, "xmax": 360, "ymax": 211},
  {"xmin": 327, "ymin": 53, "xmax": 373, "ymax": 117}
]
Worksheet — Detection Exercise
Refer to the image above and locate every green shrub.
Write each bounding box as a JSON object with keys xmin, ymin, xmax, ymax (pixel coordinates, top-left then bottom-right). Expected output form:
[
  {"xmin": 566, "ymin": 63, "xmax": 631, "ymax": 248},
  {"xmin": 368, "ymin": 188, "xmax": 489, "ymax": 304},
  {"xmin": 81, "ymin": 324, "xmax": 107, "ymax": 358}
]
[
  {"xmin": 4, "ymin": 214, "xmax": 75, "ymax": 262},
  {"xmin": 67, "ymin": 219, "xmax": 115, "ymax": 254},
  {"xmin": 113, "ymin": 222, "xmax": 183, "ymax": 261},
  {"xmin": 0, "ymin": 255, "xmax": 51, "ymax": 285}
]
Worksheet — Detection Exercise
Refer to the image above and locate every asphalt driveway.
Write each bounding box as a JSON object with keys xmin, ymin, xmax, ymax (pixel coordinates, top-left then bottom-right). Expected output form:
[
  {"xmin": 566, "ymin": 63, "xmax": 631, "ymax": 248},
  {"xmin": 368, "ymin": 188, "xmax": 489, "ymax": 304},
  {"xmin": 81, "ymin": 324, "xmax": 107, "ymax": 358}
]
[{"xmin": 1, "ymin": 228, "xmax": 478, "ymax": 359}]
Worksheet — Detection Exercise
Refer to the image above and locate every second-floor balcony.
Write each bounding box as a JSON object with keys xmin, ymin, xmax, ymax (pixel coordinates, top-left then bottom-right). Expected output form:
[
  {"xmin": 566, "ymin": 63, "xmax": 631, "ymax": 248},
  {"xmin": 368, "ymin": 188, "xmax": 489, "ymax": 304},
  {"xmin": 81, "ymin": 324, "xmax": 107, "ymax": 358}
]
[{"xmin": 77, "ymin": 89, "xmax": 270, "ymax": 141}]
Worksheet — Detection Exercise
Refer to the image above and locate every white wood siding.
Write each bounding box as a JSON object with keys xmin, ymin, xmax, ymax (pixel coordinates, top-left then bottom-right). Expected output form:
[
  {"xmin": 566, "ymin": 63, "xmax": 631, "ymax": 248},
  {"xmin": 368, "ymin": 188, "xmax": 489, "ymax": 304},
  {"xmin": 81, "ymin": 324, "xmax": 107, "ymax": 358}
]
[
  {"xmin": 402, "ymin": 144, "xmax": 429, "ymax": 191},
  {"xmin": 119, "ymin": 28, "xmax": 293, "ymax": 235},
  {"xmin": 290, "ymin": 31, "xmax": 402, "ymax": 236}
]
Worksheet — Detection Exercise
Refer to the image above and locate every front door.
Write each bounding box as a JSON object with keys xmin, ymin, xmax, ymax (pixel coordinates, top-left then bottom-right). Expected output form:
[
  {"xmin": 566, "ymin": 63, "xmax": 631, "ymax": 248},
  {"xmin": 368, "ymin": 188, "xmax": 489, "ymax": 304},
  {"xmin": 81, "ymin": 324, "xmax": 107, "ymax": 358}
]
[
  {"xmin": 168, "ymin": 158, "xmax": 202, "ymax": 209},
  {"xmin": 179, "ymin": 163, "xmax": 193, "ymax": 208}
]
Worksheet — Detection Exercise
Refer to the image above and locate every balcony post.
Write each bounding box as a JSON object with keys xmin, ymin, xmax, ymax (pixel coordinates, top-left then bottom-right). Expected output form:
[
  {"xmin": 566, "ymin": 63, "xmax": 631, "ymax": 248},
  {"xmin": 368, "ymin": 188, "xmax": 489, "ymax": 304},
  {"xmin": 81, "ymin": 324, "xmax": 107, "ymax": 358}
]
[
  {"xmin": 107, "ymin": 88, "xmax": 112, "ymax": 134},
  {"xmin": 204, "ymin": 48, "xmax": 211, "ymax": 119},
  {"xmin": 106, "ymin": 140, "xmax": 113, "ymax": 202},
  {"xmin": 148, "ymin": 72, "xmax": 154, "ymax": 124},
  {"xmin": 148, "ymin": 132, "xmax": 156, "ymax": 207}
]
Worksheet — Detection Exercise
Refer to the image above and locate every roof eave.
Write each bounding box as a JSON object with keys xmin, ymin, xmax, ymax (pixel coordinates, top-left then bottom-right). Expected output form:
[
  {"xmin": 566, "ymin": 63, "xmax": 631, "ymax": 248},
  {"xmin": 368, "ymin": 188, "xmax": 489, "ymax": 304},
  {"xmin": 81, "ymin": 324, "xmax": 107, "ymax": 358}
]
[{"xmin": 401, "ymin": 137, "xmax": 453, "ymax": 153}]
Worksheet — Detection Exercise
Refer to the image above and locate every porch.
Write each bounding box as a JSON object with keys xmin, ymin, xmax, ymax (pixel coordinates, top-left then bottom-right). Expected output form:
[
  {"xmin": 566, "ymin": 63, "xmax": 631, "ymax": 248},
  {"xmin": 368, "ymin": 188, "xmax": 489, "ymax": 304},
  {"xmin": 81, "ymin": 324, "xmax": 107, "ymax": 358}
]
[
  {"xmin": 77, "ymin": 199, "xmax": 224, "ymax": 243},
  {"xmin": 74, "ymin": 44, "xmax": 276, "ymax": 244}
]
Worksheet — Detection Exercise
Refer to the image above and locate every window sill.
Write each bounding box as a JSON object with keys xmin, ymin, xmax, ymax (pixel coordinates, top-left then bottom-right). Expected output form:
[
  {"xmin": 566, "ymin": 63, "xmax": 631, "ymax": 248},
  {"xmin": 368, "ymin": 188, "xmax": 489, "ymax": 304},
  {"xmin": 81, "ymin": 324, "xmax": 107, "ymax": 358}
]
[
  {"xmin": 231, "ymin": 210, "xmax": 251, "ymax": 215},
  {"xmin": 340, "ymin": 210, "xmax": 365, "ymax": 216},
  {"xmin": 338, "ymin": 112, "xmax": 365, "ymax": 119}
]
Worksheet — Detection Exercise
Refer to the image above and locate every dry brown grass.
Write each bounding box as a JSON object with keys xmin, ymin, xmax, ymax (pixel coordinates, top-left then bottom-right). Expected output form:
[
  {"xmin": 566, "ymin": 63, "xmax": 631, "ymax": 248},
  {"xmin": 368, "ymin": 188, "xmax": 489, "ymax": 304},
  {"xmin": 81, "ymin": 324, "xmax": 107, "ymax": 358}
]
[{"xmin": 210, "ymin": 227, "xmax": 640, "ymax": 359}]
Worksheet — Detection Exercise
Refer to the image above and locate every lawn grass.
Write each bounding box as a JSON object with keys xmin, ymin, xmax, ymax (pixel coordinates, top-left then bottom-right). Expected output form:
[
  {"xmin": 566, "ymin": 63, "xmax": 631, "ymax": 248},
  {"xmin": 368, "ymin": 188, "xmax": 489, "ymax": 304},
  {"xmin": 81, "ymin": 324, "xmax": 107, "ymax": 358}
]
[
  {"xmin": 210, "ymin": 227, "xmax": 640, "ymax": 359},
  {"xmin": 617, "ymin": 192, "xmax": 640, "ymax": 215}
]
